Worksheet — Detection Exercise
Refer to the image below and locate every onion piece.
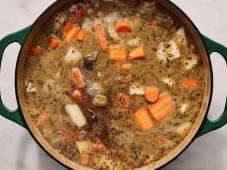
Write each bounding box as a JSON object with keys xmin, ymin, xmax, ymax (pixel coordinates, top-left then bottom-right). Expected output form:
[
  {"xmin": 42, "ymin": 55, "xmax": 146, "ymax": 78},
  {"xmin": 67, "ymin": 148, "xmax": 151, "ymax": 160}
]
[
  {"xmin": 65, "ymin": 104, "xmax": 87, "ymax": 128},
  {"xmin": 64, "ymin": 47, "xmax": 82, "ymax": 65}
]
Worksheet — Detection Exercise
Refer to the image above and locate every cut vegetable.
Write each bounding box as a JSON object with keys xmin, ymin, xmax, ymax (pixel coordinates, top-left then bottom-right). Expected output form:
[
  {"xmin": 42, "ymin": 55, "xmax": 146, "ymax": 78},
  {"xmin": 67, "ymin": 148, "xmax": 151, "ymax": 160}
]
[
  {"xmin": 127, "ymin": 38, "xmax": 141, "ymax": 46},
  {"xmin": 36, "ymin": 112, "xmax": 49, "ymax": 126},
  {"xmin": 180, "ymin": 79, "xmax": 199, "ymax": 89},
  {"xmin": 95, "ymin": 24, "xmax": 108, "ymax": 51},
  {"xmin": 133, "ymin": 107, "xmax": 155, "ymax": 131},
  {"xmin": 156, "ymin": 42, "xmax": 167, "ymax": 64},
  {"xmin": 82, "ymin": 17, "xmax": 93, "ymax": 33},
  {"xmin": 65, "ymin": 104, "xmax": 87, "ymax": 128},
  {"xmin": 64, "ymin": 26, "xmax": 80, "ymax": 44},
  {"xmin": 109, "ymin": 47, "xmax": 126, "ymax": 61},
  {"xmin": 93, "ymin": 95, "xmax": 107, "ymax": 107},
  {"xmin": 72, "ymin": 89, "xmax": 83, "ymax": 103},
  {"xmin": 64, "ymin": 47, "xmax": 82, "ymax": 65},
  {"xmin": 31, "ymin": 45, "xmax": 42, "ymax": 56},
  {"xmin": 80, "ymin": 155, "xmax": 93, "ymax": 167},
  {"xmin": 161, "ymin": 77, "xmax": 175, "ymax": 86},
  {"xmin": 76, "ymin": 140, "xmax": 92, "ymax": 154},
  {"xmin": 128, "ymin": 45, "xmax": 145, "ymax": 60},
  {"xmin": 183, "ymin": 53, "xmax": 198, "ymax": 70},
  {"xmin": 121, "ymin": 63, "xmax": 132, "ymax": 72},
  {"xmin": 147, "ymin": 93, "xmax": 174, "ymax": 122},
  {"xmin": 63, "ymin": 22, "xmax": 74, "ymax": 34},
  {"xmin": 53, "ymin": 12, "xmax": 67, "ymax": 31},
  {"xmin": 75, "ymin": 29, "xmax": 88, "ymax": 42},
  {"xmin": 103, "ymin": 11, "xmax": 120, "ymax": 25},
  {"xmin": 92, "ymin": 139, "xmax": 108, "ymax": 152},
  {"xmin": 48, "ymin": 35, "xmax": 60, "ymax": 49},
  {"xmin": 176, "ymin": 122, "xmax": 192, "ymax": 138},
  {"xmin": 129, "ymin": 85, "xmax": 144, "ymax": 95},
  {"xmin": 175, "ymin": 27, "xmax": 187, "ymax": 46},
  {"xmin": 144, "ymin": 87, "xmax": 160, "ymax": 102},
  {"xmin": 71, "ymin": 67, "xmax": 85, "ymax": 88},
  {"xmin": 179, "ymin": 103, "xmax": 189, "ymax": 113},
  {"xmin": 166, "ymin": 39, "xmax": 181, "ymax": 60},
  {"xmin": 107, "ymin": 25, "xmax": 121, "ymax": 42},
  {"xmin": 71, "ymin": 4, "xmax": 85, "ymax": 23},
  {"xmin": 115, "ymin": 19, "xmax": 133, "ymax": 32}
]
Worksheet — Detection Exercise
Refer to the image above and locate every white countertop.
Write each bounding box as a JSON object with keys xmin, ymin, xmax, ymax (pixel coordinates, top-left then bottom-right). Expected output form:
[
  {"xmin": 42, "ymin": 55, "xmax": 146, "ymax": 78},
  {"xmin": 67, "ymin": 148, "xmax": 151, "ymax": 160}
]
[{"xmin": 0, "ymin": 0, "xmax": 226, "ymax": 170}]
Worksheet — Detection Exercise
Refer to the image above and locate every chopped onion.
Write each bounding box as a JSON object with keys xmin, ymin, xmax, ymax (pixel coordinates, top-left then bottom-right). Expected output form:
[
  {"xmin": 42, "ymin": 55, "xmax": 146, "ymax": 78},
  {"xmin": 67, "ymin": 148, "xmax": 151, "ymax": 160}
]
[
  {"xmin": 161, "ymin": 77, "xmax": 175, "ymax": 86},
  {"xmin": 166, "ymin": 39, "xmax": 181, "ymax": 60},
  {"xmin": 64, "ymin": 47, "xmax": 82, "ymax": 65},
  {"xmin": 175, "ymin": 27, "xmax": 187, "ymax": 46},
  {"xmin": 76, "ymin": 140, "xmax": 92, "ymax": 154},
  {"xmin": 156, "ymin": 42, "xmax": 167, "ymax": 64},
  {"xmin": 65, "ymin": 104, "xmax": 87, "ymax": 128},
  {"xmin": 176, "ymin": 122, "xmax": 192, "ymax": 138},
  {"xmin": 129, "ymin": 85, "xmax": 144, "ymax": 95}
]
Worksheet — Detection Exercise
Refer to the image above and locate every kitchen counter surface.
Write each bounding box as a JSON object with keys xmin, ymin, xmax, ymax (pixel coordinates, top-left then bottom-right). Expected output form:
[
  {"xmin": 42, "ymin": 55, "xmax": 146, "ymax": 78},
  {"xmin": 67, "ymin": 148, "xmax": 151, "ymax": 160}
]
[{"xmin": 0, "ymin": 1, "xmax": 226, "ymax": 170}]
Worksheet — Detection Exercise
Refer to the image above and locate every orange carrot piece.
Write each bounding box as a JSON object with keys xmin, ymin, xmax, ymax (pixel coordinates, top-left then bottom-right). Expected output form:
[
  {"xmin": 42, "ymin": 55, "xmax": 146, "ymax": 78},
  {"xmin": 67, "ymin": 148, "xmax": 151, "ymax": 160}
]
[
  {"xmin": 92, "ymin": 139, "xmax": 108, "ymax": 152},
  {"xmin": 128, "ymin": 45, "xmax": 145, "ymax": 60},
  {"xmin": 64, "ymin": 22, "xmax": 74, "ymax": 34},
  {"xmin": 94, "ymin": 24, "xmax": 108, "ymax": 51},
  {"xmin": 71, "ymin": 67, "xmax": 85, "ymax": 88},
  {"xmin": 115, "ymin": 19, "xmax": 133, "ymax": 32},
  {"xmin": 116, "ymin": 92, "xmax": 131, "ymax": 109},
  {"xmin": 147, "ymin": 93, "xmax": 174, "ymax": 122},
  {"xmin": 72, "ymin": 89, "xmax": 83, "ymax": 103},
  {"xmin": 80, "ymin": 155, "xmax": 93, "ymax": 167},
  {"xmin": 121, "ymin": 63, "xmax": 132, "ymax": 72},
  {"xmin": 48, "ymin": 35, "xmax": 60, "ymax": 49},
  {"xmin": 36, "ymin": 112, "xmax": 49, "ymax": 126},
  {"xmin": 31, "ymin": 45, "xmax": 42, "ymax": 56},
  {"xmin": 109, "ymin": 47, "xmax": 126, "ymax": 61},
  {"xmin": 64, "ymin": 26, "xmax": 80, "ymax": 44},
  {"xmin": 76, "ymin": 29, "xmax": 88, "ymax": 42},
  {"xmin": 155, "ymin": 135, "xmax": 167, "ymax": 143},
  {"xmin": 133, "ymin": 107, "xmax": 155, "ymax": 131},
  {"xmin": 144, "ymin": 87, "xmax": 160, "ymax": 103},
  {"xmin": 180, "ymin": 79, "xmax": 199, "ymax": 89}
]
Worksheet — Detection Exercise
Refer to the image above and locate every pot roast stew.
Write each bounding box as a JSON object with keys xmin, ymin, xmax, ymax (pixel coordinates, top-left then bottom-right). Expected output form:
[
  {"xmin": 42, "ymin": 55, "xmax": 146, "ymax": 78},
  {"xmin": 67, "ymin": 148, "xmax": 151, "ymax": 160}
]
[{"xmin": 24, "ymin": 0, "xmax": 205, "ymax": 169}]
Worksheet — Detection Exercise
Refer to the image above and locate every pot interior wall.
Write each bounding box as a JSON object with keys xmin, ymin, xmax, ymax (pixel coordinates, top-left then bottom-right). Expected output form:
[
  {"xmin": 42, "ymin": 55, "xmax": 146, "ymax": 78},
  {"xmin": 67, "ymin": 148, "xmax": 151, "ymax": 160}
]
[{"xmin": 16, "ymin": 0, "xmax": 212, "ymax": 169}]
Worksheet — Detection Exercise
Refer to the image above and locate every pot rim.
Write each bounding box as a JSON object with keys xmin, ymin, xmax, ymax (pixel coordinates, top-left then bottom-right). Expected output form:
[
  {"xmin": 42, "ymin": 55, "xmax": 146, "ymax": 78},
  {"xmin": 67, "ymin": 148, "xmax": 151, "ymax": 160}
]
[{"xmin": 14, "ymin": 0, "xmax": 213, "ymax": 169}]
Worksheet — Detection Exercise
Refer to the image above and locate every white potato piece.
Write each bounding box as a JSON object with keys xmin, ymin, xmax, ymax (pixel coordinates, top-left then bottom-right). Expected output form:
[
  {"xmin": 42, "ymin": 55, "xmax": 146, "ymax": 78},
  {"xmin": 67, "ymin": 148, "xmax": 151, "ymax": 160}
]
[
  {"xmin": 25, "ymin": 81, "xmax": 37, "ymax": 93},
  {"xmin": 161, "ymin": 77, "xmax": 175, "ymax": 86},
  {"xmin": 65, "ymin": 104, "xmax": 87, "ymax": 128},
  {"xmin": 76, "ymin": 140, "xmax": 92, "ymax": 154},
  {"xmin": 127, "ymin": 38, "xmax": 142, "ymax": 46},
  {"xmin": 64, "ymin": 47, "xmax": 82, "ymax": 65},
  {"xmin": 166, "ymin": 39, "xmax": 181, "ymax": 60},
  {"xmin": 183, "ymin": 53, "xmax": 199, "ymax": 70},
  {"xmin": 156, "ymin": 42, "xmax": 167, "ymax": 64},
  {"xmin": 176, "ymin": 122, "xmax": 192, "ymax": 138},
  {"xmin": 175, "ymin": 27, "xmax": 187, "ymax": 46},
  {"xmin": 82, "ymin": 17, "xmax": 93, "ymax": 33},
  {"xmin": 93, "ymin": 155, "xmax": 123, "ymax": 170},
  {"xmin": 129, "ymin": 86, "xmax": 145, "ymax": 95},
  {"xmin": 53, "ymin": 12, "xmax": 67, "ymax": 31}
]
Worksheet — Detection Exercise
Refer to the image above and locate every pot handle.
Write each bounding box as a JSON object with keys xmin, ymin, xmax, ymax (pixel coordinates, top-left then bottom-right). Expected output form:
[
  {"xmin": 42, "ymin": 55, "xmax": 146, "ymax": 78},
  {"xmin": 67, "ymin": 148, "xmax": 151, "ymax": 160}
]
[
  {"xmin": 0, "ymin": 26, "xmax": 31, "ymax": 128},
  {"xmin": 198, "ymin": 35, "xmax": 227, "ymax": 136}
]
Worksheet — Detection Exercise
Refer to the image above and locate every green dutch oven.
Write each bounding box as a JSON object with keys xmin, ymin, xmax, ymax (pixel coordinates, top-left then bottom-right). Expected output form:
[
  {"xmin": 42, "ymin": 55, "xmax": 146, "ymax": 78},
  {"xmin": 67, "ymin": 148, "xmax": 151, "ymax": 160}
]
[{"xmin": 0, "ymin": 0, "xmax": 227, "ymax": 169}]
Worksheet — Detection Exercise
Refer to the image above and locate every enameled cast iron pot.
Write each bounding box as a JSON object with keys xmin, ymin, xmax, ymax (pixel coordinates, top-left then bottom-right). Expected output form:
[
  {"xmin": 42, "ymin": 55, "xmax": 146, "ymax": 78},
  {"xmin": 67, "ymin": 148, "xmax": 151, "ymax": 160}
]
[{"xmin": 0, "ymin": 0, "xmax": 227, "ymax": 169}]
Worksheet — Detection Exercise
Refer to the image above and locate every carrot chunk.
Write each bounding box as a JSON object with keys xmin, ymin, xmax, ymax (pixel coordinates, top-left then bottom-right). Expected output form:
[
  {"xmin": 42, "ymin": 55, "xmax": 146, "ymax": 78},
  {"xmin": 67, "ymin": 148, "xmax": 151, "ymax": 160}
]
[
  {"xmin": 64, "ymin": 26, "xmax": 80, "ymax": 44},
  {"xmin": 71, "ymin": 67, "xmax": 85, "ymax": 88},
  {"xmin": 36, "ymin": 112, "xmax": 49, "ymax": 126},
  {"xmin": 80, "ymin": 155, "xmax": 93, "ymax": 167},
  {"xmin": 144, "ymin": 87, "xmax": 160, "ymax": 103},
  {"xmin": 95, "ymin": 24, "xmax": 108, "ymax": 51},
  {"xmin": 64, "ymin": 22, "xmax": 74, "ymax": 34},
  {"xmin": 116, "ymin": 92, "xmax": 131, "ymax": 109},
  {"xmin": 115, "ymin": 19, "xmax": 133, "ymax": 32},
  {"xmin": 155, "ymin": 135, "xmax": 167, "ymax": 143},
  {"xmin": 109, "ymin": 47, "xmax": 126, "ymax": 61},
  {"xmin": 121, "ymin": 63, "xmax": 132, "ymax": 72},
  {"xmin": 31, "ymin": 45, "xmax": 42, "ymax": 56},
  {"xmin": 128, "ymin": 45, "xmax": 145, "ymax": 60},
  {"xmin": 180, "ymin": 79, "xmax": 199, "ymax": 89},
  {"xmin": 147, "ymin": 93, "xmax": 174, "ymax": 122},
  {"xmin": 48, "ymin": 35, "xmax": 60, "ymax": 49},
  {"xmin": 76, "ymin": 29, "xmax": 88, "ymax": 42},
  {"xmin": 92, "ymin": 139, "xmax": 108, "ymax": 152},
  {"xmin": 133, "ymin": 107, "xmax": 155, "ymax": 131},
  {"xmin": 72, "ymin": 89, "xmax": 83, "ymax": 103}
]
